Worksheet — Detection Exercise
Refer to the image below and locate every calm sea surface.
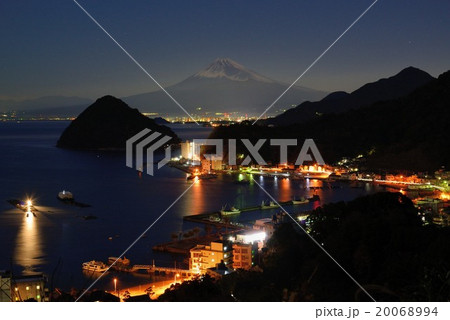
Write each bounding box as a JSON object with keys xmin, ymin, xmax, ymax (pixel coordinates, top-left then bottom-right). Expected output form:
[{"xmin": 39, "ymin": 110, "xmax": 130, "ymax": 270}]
[{"xmin": 0, "ymin": 121, "xmax": 385, "ymax": 291}]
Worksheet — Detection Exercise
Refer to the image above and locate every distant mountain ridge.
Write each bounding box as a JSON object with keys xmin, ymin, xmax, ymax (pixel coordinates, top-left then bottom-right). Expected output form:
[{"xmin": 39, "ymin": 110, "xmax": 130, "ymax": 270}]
[
  {"xmin": 267, "ymin": 66, "xmax": 435, "ymax": 126},
  {"xmin": 0, "ymin": 95, "xmax": 92, "ymax": 112},
  {"xmin": 122, "ymin": 58, "xmax": 327, "ymax": 116},
  {"xmin": 208, "ymin": 68, "xmax": 450, "ymax": 171}
]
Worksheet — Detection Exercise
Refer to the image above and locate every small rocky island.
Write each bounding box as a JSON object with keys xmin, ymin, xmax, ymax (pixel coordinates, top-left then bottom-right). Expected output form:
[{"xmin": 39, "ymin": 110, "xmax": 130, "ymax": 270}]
[{"xmin": 57, "ymin": 95, "xmax": 179, "ymax": 149}]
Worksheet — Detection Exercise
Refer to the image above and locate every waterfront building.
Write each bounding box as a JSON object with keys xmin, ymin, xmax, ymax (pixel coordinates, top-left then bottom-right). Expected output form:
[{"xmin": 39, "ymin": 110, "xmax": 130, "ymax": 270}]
[
  {"xmin": 0, "ymin": 271, "xmax": 11, "ymax": 302},
  {"xmin": 232, "ymin": 243, "xmax": 253, "ymax": 270},
  {"xmin": 211, "ymin": 159, "xmax": 223, "ymax": 171},
  {"xmin": 253, "ymin": 218, "xmax": 276, "ymax": 238},
  {"xmin": 201, "ymin": 158, "xmax": 223, "ymax": 173},
  {"xmin": 12, "ymin": 274, "xmax": 48, "ymax": 302},
  {"xmin": 297, "ymin": 164, "xmax": 333, "ymax": 179},
  {"xmin": 189, "ymin": 241, "xmax": 232, "ymax": 274},
  {"xmin": 0, "ymin": 272, "xmax": 48, "ymax": 302},
  {"xmin": 201, "ymin": 158, "xmax": 211, "ymax": 173},
  {"xmin": 227, "ymin": 230, "xmax": 266, "ymax": 269},
  {"xmin": 253, "ymin": 213, "xmax": 286, "ymax": 238},
  {"xmin": 181, "ymin": 140, "xmax": 208, "ymax": 162},
  {"xmin": 415, "ymin": 198, "xmax": 445, "ymax": 215},
  {"xmin": 432, "ymin": 210, "xmax": 450, "ymax": 227},
  {"xmin": 415, "ymin": 197, "xmax": 450, "ymax": 226},
  {"xmin": 206, "ymin": 260, "xmax": 234, "ymax": 279},
  {"xmin": 181, "ymin": 140, "xmax": 192, "ymax": 159}
]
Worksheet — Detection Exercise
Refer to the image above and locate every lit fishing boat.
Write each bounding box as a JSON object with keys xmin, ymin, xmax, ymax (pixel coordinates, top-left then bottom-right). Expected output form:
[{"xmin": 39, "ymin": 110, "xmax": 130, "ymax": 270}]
[
  {"xmin": 220, "ymin": 204, "xmax": 241, "ymax": 215},
  {"xmin": 82, "ymin": 260, "xmax": 108, "ymax": 273},
  {"xmin": 57, "ymin": 190, "xmax": 74, "ymax": 201},
  {"xmin": 261, "ymin": 200, "xmax": 278, "ymax": 210},
  {"xmin": 292, "ymin": 197, "xmax": 309, "ymax": 205}
]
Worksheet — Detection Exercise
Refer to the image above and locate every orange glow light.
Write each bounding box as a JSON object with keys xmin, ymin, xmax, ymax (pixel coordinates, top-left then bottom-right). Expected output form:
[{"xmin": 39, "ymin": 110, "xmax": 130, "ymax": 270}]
[{"xmin": 440, "ymin": 193, "xmax": 450, "ymax": 201}]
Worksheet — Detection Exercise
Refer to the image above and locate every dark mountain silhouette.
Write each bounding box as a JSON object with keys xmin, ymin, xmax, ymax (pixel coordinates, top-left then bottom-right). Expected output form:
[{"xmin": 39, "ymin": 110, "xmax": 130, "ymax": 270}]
[
  {"xmin": 209, "ymin": 69, "xmax": 450, "ymax": 172},
  {"xmin": 57, "ymin": 95, "xmax": 179, "ymax": 150},
  {"xmin": 267, "ymin": 67, "xmax": 435, "ymax": 126},
  {"xmin": 123, "ymin": 58, "xmax": 326, "ymax": 116}
]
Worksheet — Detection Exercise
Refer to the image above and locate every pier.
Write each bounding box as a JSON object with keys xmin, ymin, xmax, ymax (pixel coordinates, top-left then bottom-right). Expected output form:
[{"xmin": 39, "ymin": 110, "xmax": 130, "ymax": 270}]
[
  {"xmin": 109, "ymin": 262, "xmax": 196, "ymax": 277},
  {"xmin": 152, "ymin": 234, "xmax": 226, "ymax": 254},
  {"xmin": 168, "ymin": 161, "xmax": 193, "ymax": 174},
  {"xmin": 182, "ymin": 199, "xmax": 310, "ymax": 229},
  {"xmin": 183, "ymin": 213, "xmax": 248, "ymax": 229},
  {"xmin": 129, "ymin": 265, "xmax": 195, "ymax": 277}
]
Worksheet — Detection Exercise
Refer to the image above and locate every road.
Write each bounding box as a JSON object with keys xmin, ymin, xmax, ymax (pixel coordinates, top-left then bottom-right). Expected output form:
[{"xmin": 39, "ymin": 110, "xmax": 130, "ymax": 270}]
[{"xmin": 111, "ymin": 276, "xmax": 192, "ymax": 301}]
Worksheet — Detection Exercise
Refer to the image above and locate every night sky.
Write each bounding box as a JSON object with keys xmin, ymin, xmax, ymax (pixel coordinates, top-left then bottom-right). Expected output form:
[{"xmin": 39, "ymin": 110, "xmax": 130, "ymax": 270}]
[{"xmin": 1, "ymin": 0, "xmax": 449, "ymax": 100}]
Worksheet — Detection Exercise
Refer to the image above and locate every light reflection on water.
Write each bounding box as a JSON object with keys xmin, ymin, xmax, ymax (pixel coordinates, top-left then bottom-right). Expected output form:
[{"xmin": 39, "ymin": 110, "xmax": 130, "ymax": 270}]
[{"xmin": 14, "ymin": 212, "xmax": 45, "ymax": 275}]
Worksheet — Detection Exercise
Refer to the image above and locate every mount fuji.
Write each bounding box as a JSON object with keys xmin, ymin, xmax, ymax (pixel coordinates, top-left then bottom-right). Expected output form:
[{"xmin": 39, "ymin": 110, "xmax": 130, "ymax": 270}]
[{"xmin": 123, "ymin": 58, "xmax": 326, "ymax": 116}]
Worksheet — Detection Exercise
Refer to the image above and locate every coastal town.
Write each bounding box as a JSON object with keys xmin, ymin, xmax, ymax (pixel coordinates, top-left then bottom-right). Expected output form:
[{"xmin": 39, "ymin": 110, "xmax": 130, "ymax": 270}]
[{"xmin": 2, "ymin": 136, "xmax": 449, "ymax": 302}]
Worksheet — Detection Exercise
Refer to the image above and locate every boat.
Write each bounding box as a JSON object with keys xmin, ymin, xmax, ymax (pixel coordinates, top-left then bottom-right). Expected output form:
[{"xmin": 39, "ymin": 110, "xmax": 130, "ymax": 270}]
[
  {"xmin": 187, "ymin": 173, "xmax": 217, "ymax": 180},
  {"xmin": 261, "ymin": 200, "xmax": 278, "ymax": 210},
  {"xmin": 108, "ymin": 256, "xmax": 130, "ymax": 266},
  {"xmin": 57, "ymin": 190, "xmax": 74, "ymax": 201},
  {"xmin": 292, "ymin": 197, "xmax": 309, "ymax": 205},
  {"xmin": 199, "ymin": 173, "xmax": 217, "ymax": 180},
  {"xmin": 220, "ymin": 204, "xmax": 241, "ymax": 215},
  {"xmin": 82, "ymin": 260, "xmax": 108, "ymax": 273},
  {"xmin": 7, "ymin": 199, "xmax": 27, "ymax": 211}
]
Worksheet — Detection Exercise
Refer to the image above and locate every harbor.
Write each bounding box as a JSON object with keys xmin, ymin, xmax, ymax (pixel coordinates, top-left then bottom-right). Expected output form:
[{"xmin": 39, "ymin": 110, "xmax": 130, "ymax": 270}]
[
  {"xmin": 83, "ymin": 258, "xmax": 195, "ymax": 277},
  {"xmin": 182, "ymin": 197, "xmax": 314, "ymax": 230}
]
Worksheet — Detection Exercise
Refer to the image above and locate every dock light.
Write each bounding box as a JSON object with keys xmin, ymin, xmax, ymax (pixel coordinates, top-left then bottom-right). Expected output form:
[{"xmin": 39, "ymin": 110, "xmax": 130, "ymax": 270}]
[
  {"xmin": 113, "ymin": 278, "xmax": 118, "ymax": 296},
  {"xmin": 27, "ymin": 200, "xmax": 32, "ymax": 206},
  {"xmin": 242, "ymin": 231, "xmax": 266, "ymax": 244}
]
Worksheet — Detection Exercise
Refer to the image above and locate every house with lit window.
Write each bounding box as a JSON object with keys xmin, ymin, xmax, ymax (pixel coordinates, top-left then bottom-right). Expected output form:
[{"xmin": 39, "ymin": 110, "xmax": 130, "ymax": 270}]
[
  {"xmin": 201, "ymin": 158, "xmax": 223, "ymax": 173},
  {"xmin": 12, "ymin": 274, "xmax": 48, "ymax": 302},
  {"xmin": 189, "ymin": 241, "xmax": 232, "ymax": 274},
  {"xmin": 232, "ymin": 243, "xmax": 253, "ymax": 270},
  {"xmin": 0, "ymin": 272, "xmax": 48, "ymax": 302}
]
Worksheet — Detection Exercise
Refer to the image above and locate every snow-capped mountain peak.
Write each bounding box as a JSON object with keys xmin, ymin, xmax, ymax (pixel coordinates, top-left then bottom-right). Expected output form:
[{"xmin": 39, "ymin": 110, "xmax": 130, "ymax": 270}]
[{"xmin": 193, "ymin": 58, "xmax": 274, "ymax": 83}]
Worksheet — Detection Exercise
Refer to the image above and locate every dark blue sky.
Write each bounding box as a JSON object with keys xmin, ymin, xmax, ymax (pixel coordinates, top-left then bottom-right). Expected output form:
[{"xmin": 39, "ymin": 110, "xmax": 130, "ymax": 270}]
[{"xmin": 1, "ymin": 0, "xmax": 449, "ymax": 99}]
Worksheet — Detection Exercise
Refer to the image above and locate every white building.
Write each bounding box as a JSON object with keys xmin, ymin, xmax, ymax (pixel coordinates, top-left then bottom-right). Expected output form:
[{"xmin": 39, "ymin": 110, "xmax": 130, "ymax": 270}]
[{"xmin": 181, "ymin": 140, "xmax": 208, "ymax": 162}]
